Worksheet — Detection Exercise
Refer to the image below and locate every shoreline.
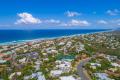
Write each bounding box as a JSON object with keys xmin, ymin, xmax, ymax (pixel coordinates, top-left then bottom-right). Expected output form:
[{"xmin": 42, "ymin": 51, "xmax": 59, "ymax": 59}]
[{"xmin": 0, "ymin": 29, "xmax": 113, "ymax": 46}]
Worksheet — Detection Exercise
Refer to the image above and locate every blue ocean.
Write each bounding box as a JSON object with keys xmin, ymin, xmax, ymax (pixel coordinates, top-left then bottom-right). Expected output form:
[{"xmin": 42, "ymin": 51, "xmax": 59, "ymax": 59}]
[{"xmin": 0, "ymin": 29, "xmax": 109, "ymax": 44}]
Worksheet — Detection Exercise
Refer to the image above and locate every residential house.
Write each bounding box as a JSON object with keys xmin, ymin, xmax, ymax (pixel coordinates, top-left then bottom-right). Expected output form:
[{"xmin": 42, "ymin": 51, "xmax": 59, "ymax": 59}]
[
  {"xmin": 60, "ymin": 76, "xmax": 77, "ymax": 80},
  {"xmin": 94, "ymin": 73, "xmax": 113, "ymax": 80},
  {"xmin": 50, "ymin": 70, "xmax": 62, "ymax": 77},
  {"xmin": 90, "ymin": 63, "xmax": 101, "ymax": 70},
  {"xmin": 56, "ymin": 61, "xmax": 71, "ymax": 72}
]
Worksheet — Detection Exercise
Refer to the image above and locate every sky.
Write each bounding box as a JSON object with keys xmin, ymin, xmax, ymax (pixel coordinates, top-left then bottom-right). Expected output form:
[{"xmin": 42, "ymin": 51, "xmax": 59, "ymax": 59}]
[{"xmin": 0, "ymin": 0, "xmax": 120, "ymax": 29}]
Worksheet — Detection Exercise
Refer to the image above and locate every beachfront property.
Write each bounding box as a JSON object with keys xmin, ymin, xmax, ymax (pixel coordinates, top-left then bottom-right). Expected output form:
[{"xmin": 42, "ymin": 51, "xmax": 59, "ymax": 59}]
[
  {"xmin": 0, "ymin": 31, "xmax": 120, "ymax": 80},
  {"xmin": 1, "ymin": 0, "xmax": 120, "ymax": 80}
]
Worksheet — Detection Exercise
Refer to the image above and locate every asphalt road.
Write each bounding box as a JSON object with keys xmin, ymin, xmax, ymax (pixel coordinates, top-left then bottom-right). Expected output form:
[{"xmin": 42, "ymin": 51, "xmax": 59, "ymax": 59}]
[{"xmin": 77, "ymin": 58, "xmax": 91, "ymax": 80}]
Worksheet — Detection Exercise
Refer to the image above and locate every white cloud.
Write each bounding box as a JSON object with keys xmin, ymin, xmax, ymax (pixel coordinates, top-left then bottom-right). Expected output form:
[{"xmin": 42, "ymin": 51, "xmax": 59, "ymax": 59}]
[
  {"xmin": 97, "ymin": 20, "xmax": 108, "ymax": 24},
  {"xmin": 117, "ymin": 23, "xmax": 120, "ymax": 26},
  {"xmin": 44, "ymin": 19, "xmax": 60, "ymax": 24},
  {"xmin": 15, "ymin": 12, "xmax": 41, "ymax": 24},
  {"xmin": 65, "ymin": 11, "xmax": 81, "ymax": 17},
  {"xmin": 110, "ymin": 19, "xmax": 120, "ymax": 24},
  {"xmin": 114, "ymin": 19, "xmax": 120, "ymax": 23},
  {"xmin": 106, "ymin": 9, "xmax": 120, "ymax": 16},
  {"xmin": 60, "ymin": 19, "xmax": 90, "ymax": 26},
  {"xmin": 112, "ymin": 19, "xmax": 120, "ymax": 26},
  {"xmin": 70, "ymin": 19, "xmax": 90, "ymax": 26}
]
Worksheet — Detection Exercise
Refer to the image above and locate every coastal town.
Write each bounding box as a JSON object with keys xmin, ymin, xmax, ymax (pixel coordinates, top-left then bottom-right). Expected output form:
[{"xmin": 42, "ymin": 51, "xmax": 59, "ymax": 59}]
[{"xmin": 0, "ymin": 31, "xmax": 120, "ymax": 80}]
